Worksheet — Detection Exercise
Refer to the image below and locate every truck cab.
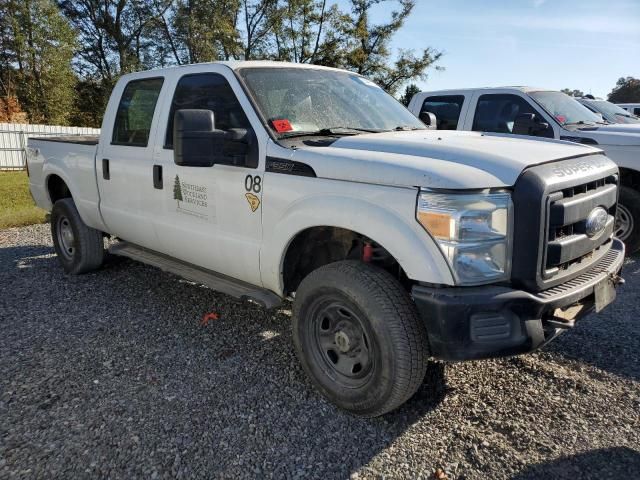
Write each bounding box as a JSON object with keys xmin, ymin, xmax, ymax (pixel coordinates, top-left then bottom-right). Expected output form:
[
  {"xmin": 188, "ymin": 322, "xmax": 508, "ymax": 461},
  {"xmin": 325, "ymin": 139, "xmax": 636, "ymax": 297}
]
[
  {"xmin": 409, "ymin": 87, "xmax": 640, "ymax": 252},
  {"xmin": 27, "ymin": 63, "xmax": 624, "ymax": 416}
]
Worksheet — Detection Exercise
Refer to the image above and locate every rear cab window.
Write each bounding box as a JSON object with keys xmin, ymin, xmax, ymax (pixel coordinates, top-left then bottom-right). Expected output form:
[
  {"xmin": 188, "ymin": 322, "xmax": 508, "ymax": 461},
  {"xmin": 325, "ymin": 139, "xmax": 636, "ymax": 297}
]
[
  {"xmin": 420, "ymin": 95, "xmax": 465, "ymax": 130},
  {"xmin": 112, "ymin": 78, "xmax": 164, "ymax": 147}
]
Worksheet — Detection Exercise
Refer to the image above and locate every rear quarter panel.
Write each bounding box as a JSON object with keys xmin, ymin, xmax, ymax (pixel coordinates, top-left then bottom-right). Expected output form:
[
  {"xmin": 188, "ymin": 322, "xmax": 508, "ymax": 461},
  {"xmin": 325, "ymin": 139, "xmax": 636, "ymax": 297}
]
[{"xmin": 27, "ymin": 138, "xmax": 107, "ymax": 231}]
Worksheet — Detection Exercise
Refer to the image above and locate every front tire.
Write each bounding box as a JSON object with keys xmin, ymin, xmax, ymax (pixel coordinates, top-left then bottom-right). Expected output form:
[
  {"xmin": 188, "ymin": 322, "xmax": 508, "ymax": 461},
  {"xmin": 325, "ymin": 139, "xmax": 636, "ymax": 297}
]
[
  {"xmin": 51, "ymin": 198, "xmax": 105, "ymax": 274},
  {"xmin": 292, "ymin": 261, "xmax": 430, "ymax": 417},
  {"xmin": 616, "ymin": 186, "xmax": 640, "ymax": 254}
]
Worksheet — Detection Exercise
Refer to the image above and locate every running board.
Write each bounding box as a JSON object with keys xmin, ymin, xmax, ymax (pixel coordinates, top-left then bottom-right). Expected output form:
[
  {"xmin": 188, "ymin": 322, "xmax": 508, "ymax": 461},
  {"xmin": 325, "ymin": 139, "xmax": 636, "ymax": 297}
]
[{"xmin": 108, "ymin": 242, "xmax": 282, "ymax": 309}]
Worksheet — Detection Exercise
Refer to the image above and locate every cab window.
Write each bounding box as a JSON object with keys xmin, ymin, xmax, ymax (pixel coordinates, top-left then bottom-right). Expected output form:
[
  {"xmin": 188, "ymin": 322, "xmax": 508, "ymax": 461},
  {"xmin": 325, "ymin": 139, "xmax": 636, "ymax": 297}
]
[
  {"xmin": 112, "ymin": 77, "xmax": 164, "ymax": 147},
  {"xmin": 165, "ymin": 73, "xmax": 250, "ymax": 148},
  {"xmin": 473, "ymin": 93, "xmax": 552, "ymax": 137},
  {"xmin": 420, "ymin": 95, "xmax": 465, "ymax": 130}
]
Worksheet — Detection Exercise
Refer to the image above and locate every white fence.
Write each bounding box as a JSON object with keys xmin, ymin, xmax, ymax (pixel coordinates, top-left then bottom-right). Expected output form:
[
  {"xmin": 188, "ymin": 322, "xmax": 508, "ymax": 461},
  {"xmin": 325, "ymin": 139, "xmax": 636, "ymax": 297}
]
[{"xmin": 0, "ymin": 123, "xmax": 101, "ymax": 170}]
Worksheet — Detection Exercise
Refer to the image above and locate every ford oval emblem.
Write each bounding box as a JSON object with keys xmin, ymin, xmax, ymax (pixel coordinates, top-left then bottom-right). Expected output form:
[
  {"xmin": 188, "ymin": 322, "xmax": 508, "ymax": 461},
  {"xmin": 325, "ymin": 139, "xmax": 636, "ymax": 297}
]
[{"xmin": 585, "ymin": 207, "xmax": 608, "ymax": 238}]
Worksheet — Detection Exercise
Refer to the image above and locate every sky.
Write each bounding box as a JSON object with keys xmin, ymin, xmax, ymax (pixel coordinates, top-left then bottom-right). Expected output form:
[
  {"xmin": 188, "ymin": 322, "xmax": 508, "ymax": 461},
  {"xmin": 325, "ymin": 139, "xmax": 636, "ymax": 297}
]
[{"xmin": 339, "ymin": 0, "xmax": 640, "ymax": 98}]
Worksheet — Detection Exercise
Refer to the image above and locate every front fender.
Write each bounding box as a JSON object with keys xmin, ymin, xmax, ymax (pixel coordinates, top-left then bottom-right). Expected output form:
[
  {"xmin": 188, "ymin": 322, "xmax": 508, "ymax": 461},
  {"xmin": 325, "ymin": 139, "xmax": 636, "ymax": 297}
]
[
  {"xmin": 260, "ymin": 189, "xmax": 454, "ymax": 295},
  {"xmin": 599, "ymin": 145, "xmax": 639, "ymax": 171}
]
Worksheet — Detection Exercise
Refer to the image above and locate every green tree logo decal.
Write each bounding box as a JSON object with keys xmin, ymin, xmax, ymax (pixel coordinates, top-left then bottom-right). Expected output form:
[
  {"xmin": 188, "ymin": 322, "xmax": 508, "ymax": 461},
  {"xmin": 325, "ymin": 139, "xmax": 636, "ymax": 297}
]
[{"xmin": 173, "ymin": 175, "xmax": 183, "ymax": 206}]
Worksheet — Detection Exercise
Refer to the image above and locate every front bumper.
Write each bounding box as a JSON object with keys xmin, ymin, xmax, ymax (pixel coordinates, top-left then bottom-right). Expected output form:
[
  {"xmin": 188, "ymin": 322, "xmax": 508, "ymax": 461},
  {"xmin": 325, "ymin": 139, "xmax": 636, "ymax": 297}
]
[{"xmin": 412, "ymin": 238, "xmax": 625, "ymax": 361}]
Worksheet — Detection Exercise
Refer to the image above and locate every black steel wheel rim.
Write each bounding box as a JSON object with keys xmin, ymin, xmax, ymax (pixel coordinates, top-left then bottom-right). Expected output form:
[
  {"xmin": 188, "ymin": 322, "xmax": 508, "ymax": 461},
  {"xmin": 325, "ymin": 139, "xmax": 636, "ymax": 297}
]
[
  {"xmin": 615, "ymin": 203, "xmax": 633, "ymax": 241},
  {"xmin": 56, "ymin": 215, "xmax": 75, "ymax": 260},
  {"xmin": 308, "ymin": 296, "xmax": 374, "ymax": 388}
]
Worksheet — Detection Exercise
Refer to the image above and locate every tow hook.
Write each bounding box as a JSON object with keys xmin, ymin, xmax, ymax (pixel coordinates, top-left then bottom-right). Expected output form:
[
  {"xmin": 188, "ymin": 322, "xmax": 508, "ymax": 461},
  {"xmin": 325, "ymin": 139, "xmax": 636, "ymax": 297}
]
[{"xmin": 609, "ymin": 274, "xmax": 625, "ymax": 287}]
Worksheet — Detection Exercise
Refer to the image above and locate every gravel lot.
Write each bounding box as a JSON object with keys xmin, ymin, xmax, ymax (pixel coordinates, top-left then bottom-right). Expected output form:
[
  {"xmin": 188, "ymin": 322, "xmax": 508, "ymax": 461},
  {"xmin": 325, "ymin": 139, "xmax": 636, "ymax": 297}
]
[{"xmin": 1, "ymin": 224, "xmax": 639, "ymax": 479}]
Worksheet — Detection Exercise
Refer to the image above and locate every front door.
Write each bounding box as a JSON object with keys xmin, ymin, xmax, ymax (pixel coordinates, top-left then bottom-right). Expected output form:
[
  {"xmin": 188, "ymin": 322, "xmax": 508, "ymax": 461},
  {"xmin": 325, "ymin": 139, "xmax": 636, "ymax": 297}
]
[{"xmin": 150, "ymin": 69, "xmax": 265, "ymax": 286}]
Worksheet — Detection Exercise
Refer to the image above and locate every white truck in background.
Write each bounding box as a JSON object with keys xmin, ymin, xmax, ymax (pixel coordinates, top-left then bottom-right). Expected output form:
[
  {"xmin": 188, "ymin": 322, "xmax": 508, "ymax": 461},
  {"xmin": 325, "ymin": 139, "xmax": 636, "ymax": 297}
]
[
  {"xmin": 408, "ymin": 87, "xmax": 640, "ymax": 252},
  {"xmin": 27, "ymin": 62, "xmax": 624, "ymax": 416},
  {"xmin": 577, "ymin": 97, "xmax": 640, "ymax": 125},
  {"xmin": 617, "ymin": 104, "xmax": 640, "ymax": 116}
]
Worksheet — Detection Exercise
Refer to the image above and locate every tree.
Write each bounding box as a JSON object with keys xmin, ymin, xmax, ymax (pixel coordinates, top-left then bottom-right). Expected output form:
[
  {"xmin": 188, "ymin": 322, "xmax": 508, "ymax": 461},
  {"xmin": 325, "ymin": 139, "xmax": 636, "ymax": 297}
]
[
  {"xmin": 0, "ymin": 0, "xmax": 77, "ymax": 124},
  {"xmin": 69, "ymin": 78, "xmax": 110, "ymax": 128},
  {"xmin": 321, "ymin": 0, "xmax": 442, "ymax": 95},
  {"xmin": 608, "ymin": 77, "xmax": 640, "ymax": 103},
  {"xmin": 398, "ymin": 83, "xmax": 420, "ymax": 106},
  {"xmin": 0, "ymin": 95, "xmax": 28, "ymax": 123},
  {"xmin": 47, "ymin": 0, "xmax": 441, "ymax": 125},
  {"xmin": 560, "ymin": 88, "xmax": 584, "ymax": 97},
  {"xmin": 169, "ymin": 0, "xmax": 242, "ymax": 63},
  {"xmin": 173, "ymin": 175, "xmax": 183, "ymax": 206},
  {"xmin": 268, "ymin": 0, "xmax": 339, "ymax": 63},
  {"xmin": 57, "ymin": 0, "xmax": 174, "ymax": 80}
]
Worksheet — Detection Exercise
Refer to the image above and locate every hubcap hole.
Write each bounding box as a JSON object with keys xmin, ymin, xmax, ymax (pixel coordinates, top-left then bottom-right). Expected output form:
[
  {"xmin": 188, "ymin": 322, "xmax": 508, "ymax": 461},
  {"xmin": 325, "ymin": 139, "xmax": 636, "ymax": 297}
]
[
  {"xmin": 320, "ymin": 317, "xmax": 330, "ymax": 331},
  {"xmin": 327, "ymin": 349, "xmax": 339, "ymax": 364},
  {"xmin": 352, "ymin": 363, "xmax": 362, "ymax": 374}
]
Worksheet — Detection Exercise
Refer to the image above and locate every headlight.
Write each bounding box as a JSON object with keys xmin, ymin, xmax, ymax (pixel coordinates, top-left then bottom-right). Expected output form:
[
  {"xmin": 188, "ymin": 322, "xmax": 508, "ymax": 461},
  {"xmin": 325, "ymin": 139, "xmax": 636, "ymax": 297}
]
[{"xmin": 417, "ymin": 191, "xmax": 513, "ymax": 285}]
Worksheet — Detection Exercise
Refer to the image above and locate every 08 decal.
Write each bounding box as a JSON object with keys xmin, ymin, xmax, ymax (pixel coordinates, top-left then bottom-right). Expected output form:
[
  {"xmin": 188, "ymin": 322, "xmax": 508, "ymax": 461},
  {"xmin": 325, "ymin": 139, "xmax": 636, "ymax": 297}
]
[
  {"xmin": 244, "ymin": 175, "xmax": 261, "ymax": 212},
  {"xmin": 244, "ymin": 174, "xmax": 262, "ymax": 193}
]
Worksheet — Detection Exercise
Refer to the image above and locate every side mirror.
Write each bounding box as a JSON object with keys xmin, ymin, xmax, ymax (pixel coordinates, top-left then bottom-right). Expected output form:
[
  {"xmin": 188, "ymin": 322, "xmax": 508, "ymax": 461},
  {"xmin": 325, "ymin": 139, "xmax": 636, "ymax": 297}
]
[
  {"xmin": 173, "ymin": 109, "xmax": 225, "ymax": 167},
  {"xmin": 512, "ymin": 113, "xmax": 550, "ymax": 137},
  {"xmin": 173, "ymin": 109, "xmax": 256, "ymax": 167},
  {"xmin": 419, "ymin": 111, "xmax": 437, "ymax": 129}
]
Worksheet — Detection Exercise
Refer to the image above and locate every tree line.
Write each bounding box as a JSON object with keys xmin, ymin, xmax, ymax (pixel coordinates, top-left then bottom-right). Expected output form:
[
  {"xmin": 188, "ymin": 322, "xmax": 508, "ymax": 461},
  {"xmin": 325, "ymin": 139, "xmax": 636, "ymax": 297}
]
[
  {"xmin": 560, "ymin": 77, "xmax": 640, "ymax": 103},
  {"xmin": 0, "ymin": 0, "xmax": 442, "ymax": 127}
]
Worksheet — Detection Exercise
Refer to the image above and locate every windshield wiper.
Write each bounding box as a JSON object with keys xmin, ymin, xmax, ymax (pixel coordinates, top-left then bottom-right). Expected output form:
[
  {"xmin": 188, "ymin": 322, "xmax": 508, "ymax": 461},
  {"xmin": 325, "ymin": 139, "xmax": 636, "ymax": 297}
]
[
  {"xmin": 564, "ymin": 120, "xmax": 597, "ymax": 128},
  {"xmin": 393, "ymin": 125, "xmax": 423, "ymax": 131},
  {"xmin": 278, "ymin": 126, "xmax": 386, "ymax": 139}
]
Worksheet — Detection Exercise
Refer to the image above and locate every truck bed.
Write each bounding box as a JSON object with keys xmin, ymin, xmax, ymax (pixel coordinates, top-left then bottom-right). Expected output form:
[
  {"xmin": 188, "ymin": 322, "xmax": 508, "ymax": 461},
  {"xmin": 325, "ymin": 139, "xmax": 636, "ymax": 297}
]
[
  {"xmin": 27, "ymin": 136, "xmax": 104, "ymax": 231},
  {"xmin": 30, "ymin": 135, "xmax": 99, "ymax": 146}
]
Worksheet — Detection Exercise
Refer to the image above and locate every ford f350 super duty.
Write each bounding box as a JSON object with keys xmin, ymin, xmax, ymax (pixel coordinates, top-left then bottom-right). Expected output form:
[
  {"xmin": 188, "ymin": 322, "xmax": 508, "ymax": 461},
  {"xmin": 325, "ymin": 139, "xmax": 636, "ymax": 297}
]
[
  {"xmin": 409, "ymin": 87, "xmax": 640, "ymax": 253},
  {"xmin": 27, "ymin": 62, "xmax": 624, "ymax": 417}
]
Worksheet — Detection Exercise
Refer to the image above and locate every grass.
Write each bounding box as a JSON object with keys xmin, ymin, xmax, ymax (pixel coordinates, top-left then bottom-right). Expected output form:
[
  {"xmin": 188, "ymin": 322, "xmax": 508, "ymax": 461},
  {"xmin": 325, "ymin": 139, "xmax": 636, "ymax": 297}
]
[{"xmin": 0, "ymin": 171, "xmax": 48, "ymax": 229}]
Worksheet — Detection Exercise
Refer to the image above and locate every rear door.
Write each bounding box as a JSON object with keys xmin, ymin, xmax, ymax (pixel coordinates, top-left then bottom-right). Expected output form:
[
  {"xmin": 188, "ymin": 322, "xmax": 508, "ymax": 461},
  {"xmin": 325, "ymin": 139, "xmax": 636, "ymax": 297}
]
[
  {"xmin": 97, "ymin": 75, "xmax": 165, "ymax": 249},
  {"xmin": 416, "ymin": 94, "xmax": 468, "ymax": 130}
]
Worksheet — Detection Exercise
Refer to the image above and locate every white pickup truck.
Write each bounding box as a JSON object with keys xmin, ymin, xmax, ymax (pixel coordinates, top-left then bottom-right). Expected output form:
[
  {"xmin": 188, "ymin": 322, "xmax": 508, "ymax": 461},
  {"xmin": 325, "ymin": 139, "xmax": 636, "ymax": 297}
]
[
  {"xmin": 27, "ymin": 62, "xmax": 624, "ymax": 417},
  {"xmin": 408, "ymin": 87, "xmax": 640, "ymax": 252}
]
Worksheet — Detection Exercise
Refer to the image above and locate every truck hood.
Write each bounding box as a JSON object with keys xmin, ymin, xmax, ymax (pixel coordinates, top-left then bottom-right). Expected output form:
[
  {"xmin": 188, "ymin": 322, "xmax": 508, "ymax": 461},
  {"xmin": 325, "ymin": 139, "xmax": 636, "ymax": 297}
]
[
  {"xmin": 593, "ymin": 123, "xmax": 640, "ymax": 133},
  {"xmin": 280, "ymin": 130, "xmax": 603, "ymax": 189},
  {"xmin": 569, "ymin": 124, "xmax": 640, "ymax": 146}
]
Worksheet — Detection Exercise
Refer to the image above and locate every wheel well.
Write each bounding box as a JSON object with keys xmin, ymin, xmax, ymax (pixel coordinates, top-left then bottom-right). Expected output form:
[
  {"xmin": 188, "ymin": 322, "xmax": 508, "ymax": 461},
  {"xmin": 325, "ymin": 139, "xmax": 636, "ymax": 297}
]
[
  {"xmin": 47, "ymin": 175, "xmax": 71, "ymax": 204},
  {"xmin": 619, "ymin": 168, "xmax": 640, "ymax": 190},
  {"xmin": 282, "ymin": 226, "xmax": 407, "ymax": 295}
]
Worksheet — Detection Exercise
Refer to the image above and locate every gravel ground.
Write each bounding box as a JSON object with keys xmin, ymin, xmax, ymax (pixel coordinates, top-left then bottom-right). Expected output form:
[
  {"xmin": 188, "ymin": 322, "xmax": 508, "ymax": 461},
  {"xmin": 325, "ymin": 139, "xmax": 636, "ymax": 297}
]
[{"xmin": 1, "ymin": 224, "xmax": 639, "ymax": 479}]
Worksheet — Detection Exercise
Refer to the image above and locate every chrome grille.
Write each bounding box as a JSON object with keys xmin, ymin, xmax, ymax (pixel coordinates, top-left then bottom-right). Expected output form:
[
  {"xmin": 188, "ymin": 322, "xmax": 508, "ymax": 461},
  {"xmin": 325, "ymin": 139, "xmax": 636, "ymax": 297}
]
[{"xmin": 544, "ymin": 174, "xmax": 618, "ymax": 278}]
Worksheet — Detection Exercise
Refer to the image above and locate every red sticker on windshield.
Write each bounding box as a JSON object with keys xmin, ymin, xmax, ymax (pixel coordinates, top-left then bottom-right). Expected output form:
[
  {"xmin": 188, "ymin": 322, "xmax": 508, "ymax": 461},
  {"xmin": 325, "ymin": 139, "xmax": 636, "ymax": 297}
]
[
  {"xmin": 271, "ymin": 119, "xmax": 293, "ymax": 132},
  {"xmin": 556, "ymin": 115, "xmax": 566, "ymax": 123}
]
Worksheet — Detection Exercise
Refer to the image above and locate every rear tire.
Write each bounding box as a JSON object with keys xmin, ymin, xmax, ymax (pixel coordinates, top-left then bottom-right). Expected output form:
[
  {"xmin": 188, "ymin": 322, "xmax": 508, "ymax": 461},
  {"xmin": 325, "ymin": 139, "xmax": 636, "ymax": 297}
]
[
  {"xmin": 616, "ymin": 186, "xmax": 640, "ymax": 254},
  {"xmin": 292, "ymin": 260, "xmax": 430, "ymax": 417},
  {"xmin": 51, "ymin": 198, "xmax": 104, "ymax": 274}
]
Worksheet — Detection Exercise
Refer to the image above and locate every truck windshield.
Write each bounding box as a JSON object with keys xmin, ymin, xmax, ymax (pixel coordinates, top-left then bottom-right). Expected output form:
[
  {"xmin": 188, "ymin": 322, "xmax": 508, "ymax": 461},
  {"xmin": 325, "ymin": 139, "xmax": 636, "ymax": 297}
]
[
  {"xmin": 591, "ymin": 100, "xmax": 640, "ymax": 124},
  {"xmin": 529, "ymin": 91, "xmax": 603, "ymax": 127},
  {"xmin": 238, "ymin": 67, "xmax": 425, "ymax": 137}
]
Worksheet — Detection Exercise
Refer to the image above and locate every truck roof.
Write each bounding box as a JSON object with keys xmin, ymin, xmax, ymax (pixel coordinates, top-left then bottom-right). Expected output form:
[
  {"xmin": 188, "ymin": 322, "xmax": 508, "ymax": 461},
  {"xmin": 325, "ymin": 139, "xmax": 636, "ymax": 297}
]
[
  {"xmin": 118, "ymin": 60, "xmax": 350, "ymax": 80},
  {"xmin": 419, "ymin": 86, "xmax": 550, "ymax": 95}
]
